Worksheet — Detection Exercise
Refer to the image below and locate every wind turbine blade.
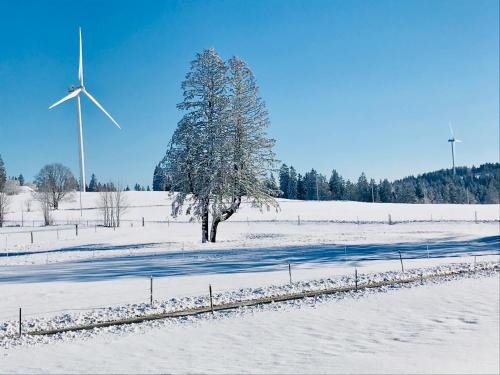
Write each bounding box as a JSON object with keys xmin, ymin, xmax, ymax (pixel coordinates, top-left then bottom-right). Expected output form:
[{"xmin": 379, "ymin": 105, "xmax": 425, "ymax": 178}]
[
  {"xmin": 448, "ymin": 122, "xmax": 454, "ymax": 137},
  {"xmin": 48, "ymin": 88, "xmax": 81, "ymax": 109},
  {"xmin": 78, "ymin": 27, "xmax": 84, "ymax": 86},
  {"xmin": 82, "ymin": 88, "xmax": 121, "ymax": 129},
  {"xmin": 455, "ymin": 139, "xmax": 463, "ymax": 143}
]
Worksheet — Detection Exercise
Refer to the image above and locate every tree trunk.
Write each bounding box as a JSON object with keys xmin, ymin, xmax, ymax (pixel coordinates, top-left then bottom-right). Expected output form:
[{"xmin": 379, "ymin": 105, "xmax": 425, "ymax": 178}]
[
  {"xmin": 210, "ymin": 197, "xmax": 241, "ymax": 243},
  {"xmin": 201, "ymin": 201, "xmax": 209, "ymax": 243},
  {"xmin": 210, "ymin": 217, "xmax": 221, "ymax": 243}
]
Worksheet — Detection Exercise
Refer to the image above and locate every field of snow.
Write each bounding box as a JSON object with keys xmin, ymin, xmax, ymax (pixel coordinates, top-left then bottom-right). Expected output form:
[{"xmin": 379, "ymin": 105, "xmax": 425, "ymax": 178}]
[{"xmin": 0, "ymin": 190, "xmax": 498, "ymax": 373}]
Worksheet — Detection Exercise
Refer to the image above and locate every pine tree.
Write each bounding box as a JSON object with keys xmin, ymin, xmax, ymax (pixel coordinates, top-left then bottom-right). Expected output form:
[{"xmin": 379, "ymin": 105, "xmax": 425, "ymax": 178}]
[
  {"xmin": 152, "ymin": 164, "xmax": 164, "ymax": 191},
  {"xmin": 287, "ymin": 166, "xmax": 298, "ymax": 199},
  {"xmin": 88, "ymin": 174, "xmax": 98, "ymax": 192},
  {"xmin": 356, "ymin": 173, "xmax": 370, "ymax": 202},
  {"xmin": 278, "ymin": 164, "xmax": 289, "ymax": 198},
  {"xmin": 329, "ymin": 169, "xmax": 345, "ymax": 200},
  {"xmin": 18, "ymin": 174, "xmax": 24, "ymax": 186},
  {"xmin": 0, "ymin": 155, "xmax": 6, "ymax": 192},
  {"xmin": 297, "ymin": 174, "xmax": 306, "ymax": 200},
  {"xmin": 379, "ymin": 179, "xmax": 392, "ymax": 202},
  {"xmin": 265, "ymin": 173, "xmax": 280, "ymax": 197}
]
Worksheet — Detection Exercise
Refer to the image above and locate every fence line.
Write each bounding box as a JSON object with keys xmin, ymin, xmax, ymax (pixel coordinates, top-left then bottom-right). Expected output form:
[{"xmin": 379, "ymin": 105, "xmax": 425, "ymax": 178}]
[{"xmin": 23, "ymin": 263, "xmax": 497, "ymax": 337}]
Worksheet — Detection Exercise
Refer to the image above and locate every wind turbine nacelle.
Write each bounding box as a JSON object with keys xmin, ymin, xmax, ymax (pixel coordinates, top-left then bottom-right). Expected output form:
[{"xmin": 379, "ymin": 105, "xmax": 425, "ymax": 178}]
[{"xmin": 68, "ymin": 85, "xmax": 78, "ymax": 93}]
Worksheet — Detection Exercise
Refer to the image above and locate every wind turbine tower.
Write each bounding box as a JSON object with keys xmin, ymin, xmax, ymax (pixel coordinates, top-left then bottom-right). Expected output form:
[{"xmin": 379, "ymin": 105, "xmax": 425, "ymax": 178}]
[
  {"xmin": 447, "ymin": 122, "xmax": 462, "ymax": 175},
  {"xmin": 49, "ymin": 27, "xmax": 122, "ymax": 192}
]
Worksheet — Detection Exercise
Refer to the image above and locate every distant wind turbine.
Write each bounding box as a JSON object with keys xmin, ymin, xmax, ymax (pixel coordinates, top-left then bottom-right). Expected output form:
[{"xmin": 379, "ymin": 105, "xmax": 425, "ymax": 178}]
[
  {"xmin": 448, "ymin": 122, "xmax": 462, "ymax": 175},
  {"xmin": 49, "ymin": 27, "xmax": 122, "ymax": 193}
]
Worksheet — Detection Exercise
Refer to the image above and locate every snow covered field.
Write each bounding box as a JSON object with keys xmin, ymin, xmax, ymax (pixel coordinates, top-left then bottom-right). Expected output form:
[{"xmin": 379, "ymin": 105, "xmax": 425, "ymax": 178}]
[{"xmin": 0, "ymin": 191, "xmax": 498, "ymax": 373}]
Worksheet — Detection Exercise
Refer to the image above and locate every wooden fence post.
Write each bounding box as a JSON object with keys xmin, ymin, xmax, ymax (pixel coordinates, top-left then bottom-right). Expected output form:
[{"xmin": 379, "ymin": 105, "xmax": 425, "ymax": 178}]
[
  {"xmin": 75, "ymin": 224, "xmax": 78, "ymax": 236},
  {"xmin": 388, "ymin": 214, "xmax": 392, "ymax": 225},
  {"xmin": 18, "ymin": 308, "xmax": 22, "ymax": 337},
  {"xmin": 355, "ymin": 268, "xmax": 358, "ymax": 291},
  {"xmin": 30, "ymin": 232, "xmax": 33, "ymax": 244},
  {"xmin": 142, "ymin": 217, "xmax": 145, "ymax": 227},
  {"xmin": 288, "ymin": 263, "xmax": 292, "ymax": 284},
  {"xmin": 297, "ymin": 215, "xmax": 301, "ymax": 226},
  {"xmin": 209, "ymin": 284, "xmax": 214, "ymax": 314},
  {"xmin": 398, "ymin": 251, "xmax": 404, "ymax": 273},
  {"xmin": 150, "ymin": 276, "xmax": 153, "ymax": 305},
  {"xmin": 474, "ymin": 211, "xmax": 478, "ymax": 224}
]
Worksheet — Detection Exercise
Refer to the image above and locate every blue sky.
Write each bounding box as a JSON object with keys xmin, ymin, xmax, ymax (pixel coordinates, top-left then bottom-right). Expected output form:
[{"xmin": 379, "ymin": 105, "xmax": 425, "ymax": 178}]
[{"xmin": 0, "ymin": 0, "xmax": 498, "ymax": 187}]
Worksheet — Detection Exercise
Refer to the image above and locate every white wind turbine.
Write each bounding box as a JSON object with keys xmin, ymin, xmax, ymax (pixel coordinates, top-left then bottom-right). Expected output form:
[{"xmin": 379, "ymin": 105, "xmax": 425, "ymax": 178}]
[
  {"xmin": 49, "ymin": 27, "xmax": 121, "ymax": 193},
  {"xmin": 448, "ymin": 122, "xmax": 462, "ymax": 175}
]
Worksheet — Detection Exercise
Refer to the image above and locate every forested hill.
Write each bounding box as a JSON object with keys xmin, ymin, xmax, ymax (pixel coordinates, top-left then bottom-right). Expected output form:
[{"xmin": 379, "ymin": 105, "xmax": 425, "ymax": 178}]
[
  {"xmin": 153, "ymin": 162, "xmax": 499, "ymax": 204},
  {"xmin": 268, "ymin": 162, "xmax": 500, "ymax": 204}
]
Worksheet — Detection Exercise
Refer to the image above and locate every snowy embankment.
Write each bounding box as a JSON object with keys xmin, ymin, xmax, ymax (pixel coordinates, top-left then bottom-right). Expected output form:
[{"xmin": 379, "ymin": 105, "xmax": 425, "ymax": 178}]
[
  {"xmin": 1, "ymin": 268, "xmax": 499, "ymax": 374},
  {"xmin": 0, "ymin": 261, "xmax": 497, "ymax": 346}
]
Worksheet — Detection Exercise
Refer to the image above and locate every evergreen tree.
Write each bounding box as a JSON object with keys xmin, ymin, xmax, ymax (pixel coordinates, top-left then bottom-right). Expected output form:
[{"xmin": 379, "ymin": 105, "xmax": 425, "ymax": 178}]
[
  {"xmin": 152, "ymin": 164, "xmax": 164, "ymax": 191},
  {"xmin": 18, "ymin": 174, "xmax": 24, "ymax": 186},
  {"xmin": 343, "ymin": 180, "xmax": 356, "ymax": 200},
  {"xmin": 356, "ymin": 173, "xmax": 370, "ymax": 202},
  {"xmin": 278, "ymin": 164, "xmax": 289, "ymax": 198},
  {"xmin": 329, "ymin": 169, "xmax": 345, "ymax": 200},
  {"xmin": 88, "ymin": 173, "xmax": 98, "ymax": 192},
  {"xmin": 297, "ymin": 174, "xmax": 306, "ymax": 200},
  {"xmin": 378, "ymin": 179, "xmax": 392, "ymax": 203},
  {"xmin": 369, "ymin": 179, "xmax": 379, "ymax": 202},
  {"xmin": 0, "ymin": 155, "xmax": 6, "ymax": 192},
  {"xmin": 264, "ymin": 173, "xmax": 280, "ymax": 197},
  {"xmin": 287, "ymin": 166, "xmax": 298, "ymax": 199}
]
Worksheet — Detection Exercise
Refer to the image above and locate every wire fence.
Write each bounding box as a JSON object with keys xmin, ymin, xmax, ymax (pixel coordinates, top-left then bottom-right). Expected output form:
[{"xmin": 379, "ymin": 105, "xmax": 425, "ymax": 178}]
[
  {"xmin": 0, "ymin": 250, "xmax": 498, "ymax": 338},
  {"xmin": 1, "ymin": 214, "xmax": 498, "ymax": 251},
  {"xmin": 0, "ymin": 254, "xmax": 500, "ymax": 339}
]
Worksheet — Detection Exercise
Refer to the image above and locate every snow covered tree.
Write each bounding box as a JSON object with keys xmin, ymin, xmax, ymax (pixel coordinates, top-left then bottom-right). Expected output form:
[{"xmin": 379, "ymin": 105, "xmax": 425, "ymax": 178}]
[
  {"xmin": 163, "ymin": 50, "xmax": 277, "ymax": 242},
  {"xmin": 163, "ymin": 48, "xmax": 230, "ymax": 242},
  {"xmin": 34, "ymin": 163, "xmax": 77, "ymax": 209},
  {"xmin": 0, "ymin": 155, "xmax": 6, "ymax": 192},
  {"xmin": 18, "ymin": 174, "xmax": 24, "ymax": 186},
  {"xmin": 0, "ymin": 191, "xmax": 10, "ymax": 227},
  {"xmin": 208, "ymin": 56, "xmax": 277, "ymax": 242},
  {"xmin": 264, "ymin": 173, "xmax": 280, "ymax": 197}
]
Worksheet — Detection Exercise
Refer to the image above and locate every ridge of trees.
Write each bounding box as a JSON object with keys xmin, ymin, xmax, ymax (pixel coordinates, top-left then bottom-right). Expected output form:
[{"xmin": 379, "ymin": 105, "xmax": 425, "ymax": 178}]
[{"xmin": 271, "ymin": 163, "xmax": 499, "ymax": 204}]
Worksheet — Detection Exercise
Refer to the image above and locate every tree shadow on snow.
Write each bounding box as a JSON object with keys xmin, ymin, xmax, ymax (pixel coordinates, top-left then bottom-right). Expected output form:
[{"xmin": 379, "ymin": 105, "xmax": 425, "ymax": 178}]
[{"xmin": 0, "ymin": 236, "xmax": 498, "ymax": 283}]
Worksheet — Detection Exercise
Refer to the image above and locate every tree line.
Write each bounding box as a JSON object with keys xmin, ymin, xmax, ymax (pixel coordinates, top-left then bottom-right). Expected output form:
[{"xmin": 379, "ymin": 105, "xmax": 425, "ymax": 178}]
[{"xmin": 269, "ymin": 163, "xmax": 499, "ymax": 204}]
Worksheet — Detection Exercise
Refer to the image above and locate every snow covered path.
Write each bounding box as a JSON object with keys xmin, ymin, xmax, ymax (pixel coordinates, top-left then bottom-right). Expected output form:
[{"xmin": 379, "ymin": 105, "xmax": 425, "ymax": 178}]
[{"xmin": 1, "ymin": 276, "xmax": 498, "ymax": 374}]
